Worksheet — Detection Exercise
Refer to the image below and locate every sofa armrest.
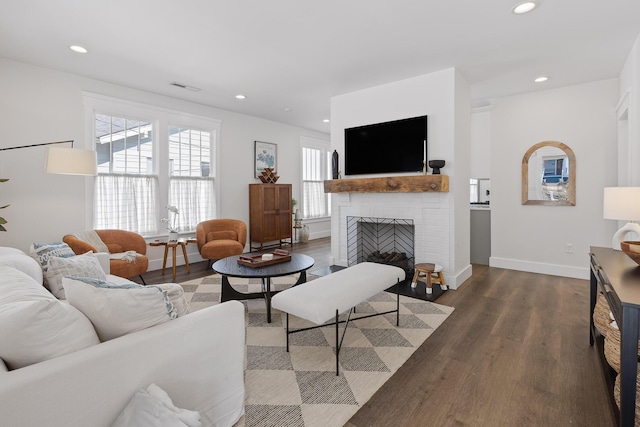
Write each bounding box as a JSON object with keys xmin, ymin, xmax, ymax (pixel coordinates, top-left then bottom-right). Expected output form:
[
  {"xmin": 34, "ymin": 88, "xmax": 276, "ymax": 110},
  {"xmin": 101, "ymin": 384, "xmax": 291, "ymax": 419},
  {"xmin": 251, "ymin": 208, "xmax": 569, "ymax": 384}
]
[{"xmin": 0, "ymin": 301, "xmax": 246, "ymax": 427}]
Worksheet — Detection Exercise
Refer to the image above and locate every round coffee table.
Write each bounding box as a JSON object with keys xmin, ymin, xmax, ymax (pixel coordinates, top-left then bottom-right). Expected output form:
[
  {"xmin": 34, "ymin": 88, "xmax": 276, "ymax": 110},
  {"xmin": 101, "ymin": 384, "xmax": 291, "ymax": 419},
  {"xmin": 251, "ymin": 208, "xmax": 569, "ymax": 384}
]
[{"xmin": 212, "ymin": 253, "xmax": 315, "ymax": 323}]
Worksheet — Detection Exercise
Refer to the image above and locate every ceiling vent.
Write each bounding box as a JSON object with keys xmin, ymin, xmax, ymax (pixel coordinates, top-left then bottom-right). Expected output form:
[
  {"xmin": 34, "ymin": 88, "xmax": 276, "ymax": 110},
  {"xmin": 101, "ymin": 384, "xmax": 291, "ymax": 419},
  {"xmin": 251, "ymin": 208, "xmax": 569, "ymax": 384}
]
[{"xmin": 170, "ymin": 82, "xmax": 202, "ymax": 92}]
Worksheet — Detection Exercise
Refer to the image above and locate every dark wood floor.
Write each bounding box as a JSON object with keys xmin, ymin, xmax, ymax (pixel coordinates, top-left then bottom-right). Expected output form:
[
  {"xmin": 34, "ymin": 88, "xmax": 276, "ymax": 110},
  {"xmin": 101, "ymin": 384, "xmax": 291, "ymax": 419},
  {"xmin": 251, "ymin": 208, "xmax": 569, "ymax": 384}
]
[{"xmin": 142, "ymin": 238, "xmax": 616, "ymax": 426}]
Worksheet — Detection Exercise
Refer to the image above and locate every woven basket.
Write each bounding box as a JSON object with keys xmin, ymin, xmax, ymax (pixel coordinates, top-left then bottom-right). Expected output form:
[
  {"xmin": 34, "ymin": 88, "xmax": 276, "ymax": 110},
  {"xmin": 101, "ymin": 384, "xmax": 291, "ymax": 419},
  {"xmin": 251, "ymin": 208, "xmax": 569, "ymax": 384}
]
[
  {"xmin": 604, "ymin": 321, "xmax": 640, "ymax": 373},
  {"xmin": 594, "ymin": 292, "xmax": 612, "ymax": 338},
  {"xmin": 605, "ymin": 322, "xmax": 622, "ymax": 372},
  {"xmin": 614, "ymin": 373, "xmax": 640, "ymax": 425}
]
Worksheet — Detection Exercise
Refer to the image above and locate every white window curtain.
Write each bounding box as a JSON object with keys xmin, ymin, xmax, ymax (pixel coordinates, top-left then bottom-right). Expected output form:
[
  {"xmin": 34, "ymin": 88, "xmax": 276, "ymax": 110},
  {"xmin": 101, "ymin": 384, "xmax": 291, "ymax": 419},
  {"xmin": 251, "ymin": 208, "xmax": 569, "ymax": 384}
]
[
  {"xmin": 94, "ymin": 174, "xmax": 158, "ymax": 234},
  {"xmin": 169, "ymin": 177, "xmax": 215, "ymax": 232},
  {"xmin": 301, "ymin": 143, "xmax": 330, "ymax": 219}
]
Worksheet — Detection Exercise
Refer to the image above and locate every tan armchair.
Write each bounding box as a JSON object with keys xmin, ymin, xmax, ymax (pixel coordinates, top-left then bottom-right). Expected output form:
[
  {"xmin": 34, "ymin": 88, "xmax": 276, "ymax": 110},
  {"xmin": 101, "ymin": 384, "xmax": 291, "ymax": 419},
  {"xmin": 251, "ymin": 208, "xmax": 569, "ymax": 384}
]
[
  {"xmin": 196, "ymin": 219, "xmax": 246, "ymax": 268},
  {"xmin": 63, "ymin": 230, "xmax": 149, "ymax": 283}
]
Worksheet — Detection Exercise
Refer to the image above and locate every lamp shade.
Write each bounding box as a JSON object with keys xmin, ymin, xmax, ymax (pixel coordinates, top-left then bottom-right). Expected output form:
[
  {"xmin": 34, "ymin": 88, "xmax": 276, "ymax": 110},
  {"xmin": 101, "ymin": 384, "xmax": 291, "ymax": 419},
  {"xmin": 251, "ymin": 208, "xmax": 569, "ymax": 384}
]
[
  {"xmin": 45, "ymin": 146, "xmax": 97, "ymax": 176},
  {"xmin": 603, "ymin": 187, "xmax": 640, "ymax": 220}
]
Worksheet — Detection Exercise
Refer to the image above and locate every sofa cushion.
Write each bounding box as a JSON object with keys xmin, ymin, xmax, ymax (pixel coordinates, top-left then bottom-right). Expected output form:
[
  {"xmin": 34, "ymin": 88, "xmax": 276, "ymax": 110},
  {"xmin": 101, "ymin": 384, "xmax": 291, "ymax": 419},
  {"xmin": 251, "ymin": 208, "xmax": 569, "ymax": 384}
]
[
  {"xmin": 105, "ymin": 275, "xmax": 190, "ymax": 317},
  {"xmin": 0, "ymin": 250, "xmax": 43, "ymax": 284},
  {"xmin": 0, "ymin": 266, "xmax": 100, "ymax": 370},
  {"xmin": 63, "ymin": 277, "xmax": 178, "ymax": 342},
  {"xmin": 29, "ymin": 241, "xmax": 76, "ymax": 288},
  {"xmin": 44, "ymin": 252, "xmax": 106, "ymax": 299}
]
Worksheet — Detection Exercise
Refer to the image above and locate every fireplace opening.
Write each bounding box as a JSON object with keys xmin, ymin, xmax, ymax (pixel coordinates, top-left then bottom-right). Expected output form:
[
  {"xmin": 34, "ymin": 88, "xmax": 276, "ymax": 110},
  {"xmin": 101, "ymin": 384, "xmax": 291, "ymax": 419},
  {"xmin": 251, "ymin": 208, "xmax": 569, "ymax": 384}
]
[{"xmin": 346, "ymin": 216, "xmax": 414, "ymax": 276}]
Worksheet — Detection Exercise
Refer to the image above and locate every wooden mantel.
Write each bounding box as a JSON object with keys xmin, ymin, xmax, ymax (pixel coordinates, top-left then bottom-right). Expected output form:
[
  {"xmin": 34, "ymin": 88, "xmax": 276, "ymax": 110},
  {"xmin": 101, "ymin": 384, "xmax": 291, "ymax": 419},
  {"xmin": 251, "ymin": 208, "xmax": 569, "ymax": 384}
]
[{"xmin": 324, "ymin": 175, "xmax": 449, "ymax": 193}]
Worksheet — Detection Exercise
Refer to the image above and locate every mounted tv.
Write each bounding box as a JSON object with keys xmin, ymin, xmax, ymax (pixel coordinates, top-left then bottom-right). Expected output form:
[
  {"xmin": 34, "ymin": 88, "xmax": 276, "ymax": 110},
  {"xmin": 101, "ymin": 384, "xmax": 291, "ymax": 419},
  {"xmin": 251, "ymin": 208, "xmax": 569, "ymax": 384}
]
[{"xmin": 344, "ymin": 115, "xmax": 427, "ymax": 176}]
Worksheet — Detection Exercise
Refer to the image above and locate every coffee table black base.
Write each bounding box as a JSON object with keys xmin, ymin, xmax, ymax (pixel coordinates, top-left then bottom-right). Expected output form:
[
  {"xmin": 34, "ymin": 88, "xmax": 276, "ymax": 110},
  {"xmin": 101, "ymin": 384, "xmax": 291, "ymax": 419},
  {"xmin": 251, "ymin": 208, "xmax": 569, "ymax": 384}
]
[{"xmin": 220, "ymin": 271, "xmax": 308, "ymax": 323}]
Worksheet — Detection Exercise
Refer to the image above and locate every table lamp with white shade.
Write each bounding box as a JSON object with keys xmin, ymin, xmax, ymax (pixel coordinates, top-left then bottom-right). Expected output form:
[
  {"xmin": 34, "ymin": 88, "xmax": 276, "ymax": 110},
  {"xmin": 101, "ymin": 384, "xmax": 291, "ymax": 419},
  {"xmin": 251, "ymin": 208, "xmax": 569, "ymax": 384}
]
[{"xmin": 603, "ymin": 187, "xmax": 640, "ymax": 250}]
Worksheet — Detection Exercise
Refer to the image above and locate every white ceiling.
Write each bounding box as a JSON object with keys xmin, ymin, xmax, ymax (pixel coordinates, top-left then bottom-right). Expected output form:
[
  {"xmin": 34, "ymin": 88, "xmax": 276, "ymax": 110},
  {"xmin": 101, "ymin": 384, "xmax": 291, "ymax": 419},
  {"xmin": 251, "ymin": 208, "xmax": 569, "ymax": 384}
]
[{"xmin": 1, "ymin": 1, "xmax": 639, "ymax": 133}]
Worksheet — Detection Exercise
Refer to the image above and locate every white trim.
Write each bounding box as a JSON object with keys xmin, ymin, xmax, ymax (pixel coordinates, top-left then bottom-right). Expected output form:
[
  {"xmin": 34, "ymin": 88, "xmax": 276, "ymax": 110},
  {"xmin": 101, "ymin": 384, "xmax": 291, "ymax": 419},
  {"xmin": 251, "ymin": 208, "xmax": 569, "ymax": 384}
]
[
  {"xmin": 451, "ymin": 264, "xmax": 473, "ymax": 290},
  {"xmin": 82, "ymin": 92, "xmax": 222, "ymax": 232},
  {"xmin": 489, "ymin": 256, "xmax": 589, "ymax": 280}
]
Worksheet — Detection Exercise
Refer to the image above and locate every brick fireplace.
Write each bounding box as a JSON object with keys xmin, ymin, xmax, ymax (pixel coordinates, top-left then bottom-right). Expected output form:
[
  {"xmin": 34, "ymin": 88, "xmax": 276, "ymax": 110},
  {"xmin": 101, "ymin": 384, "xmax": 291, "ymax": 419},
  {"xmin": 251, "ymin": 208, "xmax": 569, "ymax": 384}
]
[{"xmin": 330, "ymin": 191, "xmax": 451, "ymax": 284}]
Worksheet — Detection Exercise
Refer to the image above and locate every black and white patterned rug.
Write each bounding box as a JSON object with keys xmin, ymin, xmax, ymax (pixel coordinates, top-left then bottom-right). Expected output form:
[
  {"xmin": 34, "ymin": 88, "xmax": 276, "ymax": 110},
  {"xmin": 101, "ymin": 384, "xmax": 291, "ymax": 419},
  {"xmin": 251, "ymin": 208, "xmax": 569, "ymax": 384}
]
[{"xmin": 179, "ymin": 273, "xmax": 453, "ymax": 427}]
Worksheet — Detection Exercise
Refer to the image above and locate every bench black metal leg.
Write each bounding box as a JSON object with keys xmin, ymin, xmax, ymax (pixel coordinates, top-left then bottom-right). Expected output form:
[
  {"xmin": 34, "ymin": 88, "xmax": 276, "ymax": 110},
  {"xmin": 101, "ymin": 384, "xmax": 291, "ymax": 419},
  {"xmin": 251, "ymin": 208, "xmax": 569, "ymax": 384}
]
[
  {"xmin": 396, "ymin": 278, "xmax": 400, "ymax": 326},
  {"xmin": 336, "ymin": 310, "xmax": 340, "ymax": 376},
  {"xmin": 139, "ymin": 275, "xmax": 147, "ymax": 285},
  {"xmin": 286, "ymin": 313, "xmax": 290, "ymax": 352}
]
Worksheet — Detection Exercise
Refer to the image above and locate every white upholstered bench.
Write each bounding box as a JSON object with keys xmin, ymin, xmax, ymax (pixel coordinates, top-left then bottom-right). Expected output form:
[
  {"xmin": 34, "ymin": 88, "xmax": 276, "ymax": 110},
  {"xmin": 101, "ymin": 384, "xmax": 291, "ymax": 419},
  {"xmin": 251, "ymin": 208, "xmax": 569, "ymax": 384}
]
[{"xmin": 271, "ymin": 262, "xmax": 406, "ymax": 375}]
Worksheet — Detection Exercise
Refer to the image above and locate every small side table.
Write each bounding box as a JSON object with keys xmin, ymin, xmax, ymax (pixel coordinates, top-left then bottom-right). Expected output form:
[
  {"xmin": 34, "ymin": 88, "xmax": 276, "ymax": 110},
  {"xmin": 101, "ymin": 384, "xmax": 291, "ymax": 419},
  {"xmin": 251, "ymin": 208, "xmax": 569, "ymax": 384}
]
[{"xmin": 149, "ymin": 238, "xmax": 197, "ymax": 280}]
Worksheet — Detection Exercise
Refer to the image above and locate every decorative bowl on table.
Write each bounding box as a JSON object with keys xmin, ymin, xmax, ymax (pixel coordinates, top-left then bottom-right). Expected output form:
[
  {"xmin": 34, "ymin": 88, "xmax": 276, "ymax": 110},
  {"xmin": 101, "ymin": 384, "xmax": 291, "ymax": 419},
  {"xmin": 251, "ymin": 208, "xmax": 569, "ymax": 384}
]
[{"xmin": 620, "ymin": 241, "xmax": 640, "ymax": 265}]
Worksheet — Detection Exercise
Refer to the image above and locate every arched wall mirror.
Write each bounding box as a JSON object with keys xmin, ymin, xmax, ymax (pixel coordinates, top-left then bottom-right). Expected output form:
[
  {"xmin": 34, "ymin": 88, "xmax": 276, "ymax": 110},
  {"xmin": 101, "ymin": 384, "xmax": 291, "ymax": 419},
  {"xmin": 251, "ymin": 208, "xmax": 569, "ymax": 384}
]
[{"xmin": 522, "ymin": 141, "xmax": 576, "ymax": 206}]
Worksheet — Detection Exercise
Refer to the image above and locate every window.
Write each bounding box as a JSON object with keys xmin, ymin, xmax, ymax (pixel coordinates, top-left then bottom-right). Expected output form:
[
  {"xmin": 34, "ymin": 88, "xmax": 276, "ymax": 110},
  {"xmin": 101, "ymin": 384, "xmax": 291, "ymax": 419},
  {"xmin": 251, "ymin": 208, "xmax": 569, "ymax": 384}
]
[
  {"xmin": 168, "ymin": 127, "xmax": 215, "ymax": 231},
  {"xmin": 94, "ymin": 114, "xmax": 158, "ymax": 233},
  {"xmin": 86, "ymin": 93, "xmax": 220, "ymax": 236},
  {"xmin": 300, "ymin": 137, "xmax": 331, "ymax": 219}
]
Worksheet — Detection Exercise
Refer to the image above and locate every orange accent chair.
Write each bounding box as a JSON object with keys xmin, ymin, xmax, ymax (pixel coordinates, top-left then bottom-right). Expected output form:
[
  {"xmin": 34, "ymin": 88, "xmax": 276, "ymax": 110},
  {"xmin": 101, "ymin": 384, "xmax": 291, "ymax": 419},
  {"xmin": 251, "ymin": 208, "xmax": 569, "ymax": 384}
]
[
  {"xmin": 196, "ymin": 219, "xmax": 247, "ymax": 268},
  {"xmin": 63, "ymin": 230, "xmax": 149, "ymax": 283}
]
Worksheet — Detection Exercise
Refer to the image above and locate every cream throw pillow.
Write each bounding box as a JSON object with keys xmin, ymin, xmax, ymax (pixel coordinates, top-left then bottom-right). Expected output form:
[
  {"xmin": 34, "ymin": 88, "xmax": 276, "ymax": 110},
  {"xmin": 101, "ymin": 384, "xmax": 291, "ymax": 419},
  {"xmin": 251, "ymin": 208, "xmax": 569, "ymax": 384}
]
[
  {"xmin": 63, "ymin": 277, "xmax": 178, "ymax": 342},
  {"xmin": 0, "ymin": 266, "xmax": 100, "ymax": 370},
  {"xmin": 45, "ymin": 252, "xmax": 106, "ymax": 299}
]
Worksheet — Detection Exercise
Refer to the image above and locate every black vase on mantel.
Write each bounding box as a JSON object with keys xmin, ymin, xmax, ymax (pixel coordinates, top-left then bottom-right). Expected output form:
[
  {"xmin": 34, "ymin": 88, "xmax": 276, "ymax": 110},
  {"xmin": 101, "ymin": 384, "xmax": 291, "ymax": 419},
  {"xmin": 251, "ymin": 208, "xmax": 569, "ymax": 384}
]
[
  {"xmin": 332, "ymin": 150, "xmax": 339, "ymax": 179},
  {"xmin": 429, "ymin": 160, "xmax": 445, "ymax": 174}
]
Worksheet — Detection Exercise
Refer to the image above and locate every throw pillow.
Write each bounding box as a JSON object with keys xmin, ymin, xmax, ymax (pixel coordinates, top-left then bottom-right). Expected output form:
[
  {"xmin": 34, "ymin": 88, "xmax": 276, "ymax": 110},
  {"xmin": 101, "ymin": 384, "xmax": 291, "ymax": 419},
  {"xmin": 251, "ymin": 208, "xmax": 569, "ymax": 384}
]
[
  {"xmin": 0, "ymin": 266, "xmax": 100, "ymax": 370},
  {"xmin": 44, "ymin": 252, "xmax": 106, "ymax": 300},
  {"xmin": 157, "ymin": 283, "xmax": 191, "ymax": 316},
  {"xmin": 63, "ymin": 277, "xmax": 178, "ymax": 342},
  {"xmin": 29, "ymin": 241, "xmax": 76, "ymax": 289},
  {"xmin": 111, "ymin": 383, "xmax": 201, "ymax": 427}
]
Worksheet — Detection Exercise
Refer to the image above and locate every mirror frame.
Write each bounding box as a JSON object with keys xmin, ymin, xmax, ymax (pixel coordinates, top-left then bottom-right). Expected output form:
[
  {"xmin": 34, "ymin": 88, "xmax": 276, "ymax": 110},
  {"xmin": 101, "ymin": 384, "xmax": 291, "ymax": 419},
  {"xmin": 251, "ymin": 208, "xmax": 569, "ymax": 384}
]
[{"xmin": 522, "ymin": 141, "xmax": 576, "ymax": 206}]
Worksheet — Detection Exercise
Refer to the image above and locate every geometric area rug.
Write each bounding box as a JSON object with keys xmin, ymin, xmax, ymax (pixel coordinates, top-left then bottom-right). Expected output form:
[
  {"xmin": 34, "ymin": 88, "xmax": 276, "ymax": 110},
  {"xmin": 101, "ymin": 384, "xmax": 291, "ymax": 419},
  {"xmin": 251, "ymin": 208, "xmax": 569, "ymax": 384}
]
[{"xmin": 179, "ymin": 273, "xmax": 454, "ymax": 427}]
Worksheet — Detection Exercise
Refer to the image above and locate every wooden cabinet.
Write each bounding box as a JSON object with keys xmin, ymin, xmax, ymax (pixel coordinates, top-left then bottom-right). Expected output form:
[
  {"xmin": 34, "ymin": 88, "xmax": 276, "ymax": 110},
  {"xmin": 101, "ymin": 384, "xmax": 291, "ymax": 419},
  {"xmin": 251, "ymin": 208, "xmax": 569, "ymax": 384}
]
[{"xmin": 249, "ymin": 184, "xmax": 292, "ymax": 251}]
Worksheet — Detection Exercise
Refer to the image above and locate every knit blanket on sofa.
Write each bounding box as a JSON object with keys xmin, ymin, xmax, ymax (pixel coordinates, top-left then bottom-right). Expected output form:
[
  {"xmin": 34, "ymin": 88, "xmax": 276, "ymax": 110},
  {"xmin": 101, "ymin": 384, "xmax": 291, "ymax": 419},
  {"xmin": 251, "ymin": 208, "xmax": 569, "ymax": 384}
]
[{"xmin": 73, "ymin": 231, "xmax": 141, "ymax": 263}]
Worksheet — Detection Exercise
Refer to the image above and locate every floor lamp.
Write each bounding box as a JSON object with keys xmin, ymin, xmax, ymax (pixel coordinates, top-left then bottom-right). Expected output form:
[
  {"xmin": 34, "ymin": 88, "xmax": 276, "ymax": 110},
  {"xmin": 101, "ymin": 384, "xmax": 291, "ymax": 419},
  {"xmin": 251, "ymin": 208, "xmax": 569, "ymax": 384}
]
[{"xmin": 0, "ymin": 140, "xmax": 97, "ymax": 175}]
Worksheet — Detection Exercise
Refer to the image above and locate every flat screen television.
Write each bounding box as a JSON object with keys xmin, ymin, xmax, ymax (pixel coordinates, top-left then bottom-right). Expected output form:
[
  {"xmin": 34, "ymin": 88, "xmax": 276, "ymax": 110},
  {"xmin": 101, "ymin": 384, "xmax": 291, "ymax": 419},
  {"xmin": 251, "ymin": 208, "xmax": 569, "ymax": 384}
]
[{"xmin": 344, "ymin": 115, "xmax": 427, "ymax": 176}]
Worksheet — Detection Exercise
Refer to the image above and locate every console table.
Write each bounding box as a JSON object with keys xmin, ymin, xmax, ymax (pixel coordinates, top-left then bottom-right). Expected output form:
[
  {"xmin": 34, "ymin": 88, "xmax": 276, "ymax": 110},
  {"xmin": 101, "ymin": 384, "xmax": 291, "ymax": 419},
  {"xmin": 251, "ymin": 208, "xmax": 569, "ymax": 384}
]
[{"xmin": 589, "ymin": 246, "xmax": 640, "ymax": 426}]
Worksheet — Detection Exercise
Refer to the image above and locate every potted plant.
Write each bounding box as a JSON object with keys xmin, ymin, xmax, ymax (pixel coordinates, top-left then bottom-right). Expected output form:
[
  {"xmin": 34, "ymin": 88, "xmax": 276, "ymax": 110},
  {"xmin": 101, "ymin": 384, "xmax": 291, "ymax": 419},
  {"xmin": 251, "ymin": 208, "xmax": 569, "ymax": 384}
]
[{"xmin": 160, "ymin": 205, "xmax": 180, "ymax": 240}]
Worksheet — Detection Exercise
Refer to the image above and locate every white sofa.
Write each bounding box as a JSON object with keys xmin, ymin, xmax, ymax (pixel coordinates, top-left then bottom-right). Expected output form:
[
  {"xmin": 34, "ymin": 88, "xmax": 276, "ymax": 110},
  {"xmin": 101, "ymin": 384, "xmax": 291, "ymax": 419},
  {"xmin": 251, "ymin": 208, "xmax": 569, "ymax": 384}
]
[{"xmin": 0, "ymin": 247, "xmax": 245, "ymax": 427}]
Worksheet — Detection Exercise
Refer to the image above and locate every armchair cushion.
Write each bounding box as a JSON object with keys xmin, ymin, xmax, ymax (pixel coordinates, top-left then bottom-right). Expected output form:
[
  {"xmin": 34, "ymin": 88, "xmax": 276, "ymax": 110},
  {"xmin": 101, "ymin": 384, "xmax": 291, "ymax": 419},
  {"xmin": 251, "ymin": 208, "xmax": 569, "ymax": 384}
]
[{"xmin": 207, "ymin": 230, "xmax": 237, "ymax": 241}]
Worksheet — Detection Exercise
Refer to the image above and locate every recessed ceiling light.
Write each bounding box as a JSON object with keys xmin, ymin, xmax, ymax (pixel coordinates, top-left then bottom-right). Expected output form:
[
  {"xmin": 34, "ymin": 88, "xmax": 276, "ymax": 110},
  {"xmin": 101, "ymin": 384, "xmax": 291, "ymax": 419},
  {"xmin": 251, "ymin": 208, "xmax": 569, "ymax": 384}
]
[
  {"xmin": 283, "ymin": 107, "xmax": 291, "ymax": 112},
  {"xmin": 235, "ymin": 94, "xmax": 246, "ymax": 100},
  {"xmin": 534, "ymin": 76, "xmax": 549, "ymax": 83},
  {"xmin": 512, "ymin": 2, "xmax": 537, "ymax": 14},
  {"xmin": 69, "ymin": 45, "xmax": 88, "ymax": 54},
  {"xmin": 323, "ymin": 119, "xmax": 330, "ymax": 123}
]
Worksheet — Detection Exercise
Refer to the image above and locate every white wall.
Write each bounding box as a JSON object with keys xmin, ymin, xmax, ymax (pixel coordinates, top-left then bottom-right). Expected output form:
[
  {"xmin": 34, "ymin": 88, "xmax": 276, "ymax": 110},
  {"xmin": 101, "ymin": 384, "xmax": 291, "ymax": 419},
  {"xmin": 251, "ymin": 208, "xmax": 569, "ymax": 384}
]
[
  {"xmin": 470, "ymin": 110, "xmax": 491, "ymax": 179},
  {"xmin": 0, "ymin": 58, "xmax": 329, "ymax": 269},
  {"xmin": 619, "ymin": 34, "xmax": 640, "ymax": 186},
  {"xmin": 329, "ymin": 68, "xmax": 472, "ymax": 287},
  {"xmin": 489, "ymin": 79, "xmax": 619, "ymax": 278}
]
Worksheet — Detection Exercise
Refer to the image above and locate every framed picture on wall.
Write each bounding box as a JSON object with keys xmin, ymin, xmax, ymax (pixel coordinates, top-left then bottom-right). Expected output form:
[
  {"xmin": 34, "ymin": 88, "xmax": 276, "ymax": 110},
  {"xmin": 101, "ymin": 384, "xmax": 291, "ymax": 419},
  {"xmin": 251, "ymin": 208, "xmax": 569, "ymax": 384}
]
[{"xmin": 254, "ymin": 141, "xmax": 277, "ymax": 178}]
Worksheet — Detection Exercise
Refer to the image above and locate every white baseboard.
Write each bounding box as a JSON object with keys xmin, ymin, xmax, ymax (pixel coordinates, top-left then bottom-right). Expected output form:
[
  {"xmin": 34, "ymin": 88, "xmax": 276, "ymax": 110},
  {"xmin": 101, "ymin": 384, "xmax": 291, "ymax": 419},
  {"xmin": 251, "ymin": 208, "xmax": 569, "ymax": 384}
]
[
  {"xmin": 489, "ymin": 257, "xmax": 589, "ymax": 280},
  {"xmin": 451, "ymin": 264, "xmax": 473, "ymax": 290}
]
